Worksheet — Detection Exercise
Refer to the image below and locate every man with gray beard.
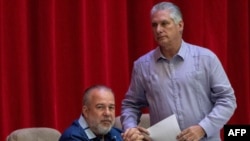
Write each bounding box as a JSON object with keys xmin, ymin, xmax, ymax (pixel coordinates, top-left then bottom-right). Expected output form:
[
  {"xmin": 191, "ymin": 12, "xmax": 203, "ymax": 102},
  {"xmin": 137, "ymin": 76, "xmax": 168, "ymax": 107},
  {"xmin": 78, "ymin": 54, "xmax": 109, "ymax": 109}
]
[{"xmin": 59, "ymin": 85, "xmax": 145, "ymax": 141}]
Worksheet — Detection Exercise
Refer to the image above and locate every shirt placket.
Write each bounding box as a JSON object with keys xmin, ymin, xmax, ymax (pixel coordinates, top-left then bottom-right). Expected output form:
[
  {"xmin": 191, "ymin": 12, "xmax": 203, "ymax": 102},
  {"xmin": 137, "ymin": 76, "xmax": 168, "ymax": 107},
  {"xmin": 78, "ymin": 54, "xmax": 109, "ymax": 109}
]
[{"xmin": 170, "ymin": 60, "xmax": 184, "ymax": 130}]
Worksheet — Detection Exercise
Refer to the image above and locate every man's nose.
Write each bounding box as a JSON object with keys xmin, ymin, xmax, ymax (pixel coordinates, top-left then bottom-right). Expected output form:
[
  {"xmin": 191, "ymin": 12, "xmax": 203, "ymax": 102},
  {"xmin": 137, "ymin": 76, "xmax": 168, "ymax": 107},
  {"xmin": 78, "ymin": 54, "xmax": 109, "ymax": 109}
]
[
  {"xmin": 103, "ymin": 108, "xmax": 111, "ymax": 115},
  {"xmin": 156, "ymin": 25, "xmax": 162, "ymax": 33}
]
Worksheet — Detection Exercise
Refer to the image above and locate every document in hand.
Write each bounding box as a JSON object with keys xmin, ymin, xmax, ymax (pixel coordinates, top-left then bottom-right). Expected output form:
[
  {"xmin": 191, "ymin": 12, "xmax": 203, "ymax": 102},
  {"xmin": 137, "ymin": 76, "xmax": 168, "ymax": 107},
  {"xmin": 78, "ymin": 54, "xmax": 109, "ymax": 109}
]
[{"xmin": 147, "ymin": 114, "xmax": 181, "ymax": 141}]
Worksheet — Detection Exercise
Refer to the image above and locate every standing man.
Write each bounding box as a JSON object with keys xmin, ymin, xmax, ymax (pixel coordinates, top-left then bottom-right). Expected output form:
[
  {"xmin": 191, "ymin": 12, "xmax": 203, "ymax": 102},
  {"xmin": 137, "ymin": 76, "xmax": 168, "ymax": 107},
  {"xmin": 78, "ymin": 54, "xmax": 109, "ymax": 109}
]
[
  {"xmin": 59, "ymin": 85, "xmax": 144, "ymax": 141},
  {"xmin": 121, "ymin": 2, "xmax": 236, "ymax": 141}
]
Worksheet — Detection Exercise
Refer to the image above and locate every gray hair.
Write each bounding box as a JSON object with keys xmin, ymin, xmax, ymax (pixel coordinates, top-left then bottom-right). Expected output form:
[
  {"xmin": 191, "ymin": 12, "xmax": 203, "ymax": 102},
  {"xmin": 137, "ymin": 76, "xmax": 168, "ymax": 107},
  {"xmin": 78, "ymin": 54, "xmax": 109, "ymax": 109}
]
[
  {"xmin": 82, "ymin": 85, "xmax": 113, "ymax": 106},
  {"xmin": 151, "ymin": 2, "xmax": 183, "ymax": 24}
]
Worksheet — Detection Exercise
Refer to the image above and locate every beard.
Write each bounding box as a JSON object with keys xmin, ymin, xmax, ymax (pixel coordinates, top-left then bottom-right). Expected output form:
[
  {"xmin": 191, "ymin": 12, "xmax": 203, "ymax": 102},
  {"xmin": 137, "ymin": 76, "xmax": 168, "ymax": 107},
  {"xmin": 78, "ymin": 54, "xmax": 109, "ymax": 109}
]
[{"xmin": 89, "ymin": 118, "xmax": 114, "ymax": 135}]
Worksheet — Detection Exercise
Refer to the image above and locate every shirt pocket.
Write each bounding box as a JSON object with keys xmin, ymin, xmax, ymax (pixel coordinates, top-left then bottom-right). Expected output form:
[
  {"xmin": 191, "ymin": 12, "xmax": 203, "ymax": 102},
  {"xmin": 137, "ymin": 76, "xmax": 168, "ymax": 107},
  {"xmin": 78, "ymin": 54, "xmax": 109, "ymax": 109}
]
[{"xmin": 186, "ymin": 70, "xmax": 204, "ymax": 94}]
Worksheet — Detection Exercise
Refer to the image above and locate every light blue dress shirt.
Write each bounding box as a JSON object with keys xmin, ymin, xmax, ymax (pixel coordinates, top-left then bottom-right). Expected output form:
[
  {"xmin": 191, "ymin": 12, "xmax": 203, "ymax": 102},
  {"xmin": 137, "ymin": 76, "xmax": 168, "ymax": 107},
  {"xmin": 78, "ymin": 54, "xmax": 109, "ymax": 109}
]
[{"xmin": 121, "ymin": 41, "xmax": 236, "ymax": 141}]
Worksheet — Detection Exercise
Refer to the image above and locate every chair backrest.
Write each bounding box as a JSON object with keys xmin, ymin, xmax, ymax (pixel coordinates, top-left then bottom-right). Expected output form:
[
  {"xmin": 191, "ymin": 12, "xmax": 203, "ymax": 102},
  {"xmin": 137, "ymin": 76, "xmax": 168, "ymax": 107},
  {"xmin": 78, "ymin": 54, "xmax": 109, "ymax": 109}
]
[
  {"xmin": 114, "ymin": 113, "xmax": 150, "ymax": 129},
  {"xmin": 6, "ymin": 127, "xmax": 61, "ymax": 141}
]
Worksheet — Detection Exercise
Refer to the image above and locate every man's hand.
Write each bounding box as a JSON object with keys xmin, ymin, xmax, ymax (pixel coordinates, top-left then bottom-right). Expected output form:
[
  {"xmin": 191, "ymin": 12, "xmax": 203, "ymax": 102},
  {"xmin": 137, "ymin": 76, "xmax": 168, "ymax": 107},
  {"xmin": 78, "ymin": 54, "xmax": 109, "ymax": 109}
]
[
  {"xmin": 176, "ymin": 125, "xmax": 205, "ymax": 141},
  {"xmin": 122, "ymin": 126, "xmax": 151, "ymax": 141},
  {"xmin": 137, "ymin": 126, "xmax": 151, "ymax": 141}
]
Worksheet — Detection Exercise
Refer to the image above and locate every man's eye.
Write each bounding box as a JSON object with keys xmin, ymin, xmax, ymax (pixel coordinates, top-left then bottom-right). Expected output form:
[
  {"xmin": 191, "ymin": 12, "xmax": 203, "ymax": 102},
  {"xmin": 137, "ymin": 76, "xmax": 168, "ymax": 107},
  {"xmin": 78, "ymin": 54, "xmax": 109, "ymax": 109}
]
[
  {"xmin": 97, "ymin": 106, "xmax": 105, "ymax": 110},
  {"xmin": 161, "ymin": 22, "xmax": 168, "ymax": 26},
  {"xmin": 109, "ymin": 106, "xmax": 115, "ymax": 110}
]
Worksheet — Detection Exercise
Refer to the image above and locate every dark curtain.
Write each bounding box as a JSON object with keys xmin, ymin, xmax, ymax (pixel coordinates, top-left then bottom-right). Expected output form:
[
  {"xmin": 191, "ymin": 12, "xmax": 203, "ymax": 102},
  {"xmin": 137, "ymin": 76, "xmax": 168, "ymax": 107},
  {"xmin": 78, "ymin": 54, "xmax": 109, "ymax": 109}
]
[{"xmin": 1, "ymin": 0, "xmax": 249, "ymax": 140}]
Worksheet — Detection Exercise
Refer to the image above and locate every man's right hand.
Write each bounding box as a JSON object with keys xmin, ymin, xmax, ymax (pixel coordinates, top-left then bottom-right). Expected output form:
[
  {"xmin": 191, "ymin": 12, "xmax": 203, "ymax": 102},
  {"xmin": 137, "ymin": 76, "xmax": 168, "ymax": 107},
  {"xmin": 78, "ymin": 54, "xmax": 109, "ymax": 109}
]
[
  {"xmin": 122, "ymin": 127, "xmax": 151, "ymax": 141},
  {"xmin": 137, "ymin": 126, "xmax": 151, "ymax": 141}
]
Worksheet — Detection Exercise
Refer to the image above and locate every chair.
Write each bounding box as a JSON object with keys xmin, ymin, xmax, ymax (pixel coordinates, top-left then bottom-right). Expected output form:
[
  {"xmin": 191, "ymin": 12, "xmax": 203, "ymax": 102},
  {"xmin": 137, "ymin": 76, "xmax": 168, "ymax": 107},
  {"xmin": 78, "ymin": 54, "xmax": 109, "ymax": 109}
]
[
  {"xmin": 6, "ymin": 127, "xmax": 61, "ymax": 141},
  {"xmin": 114, "ymin": 113, "xmax": 150, "ymax": 129}
]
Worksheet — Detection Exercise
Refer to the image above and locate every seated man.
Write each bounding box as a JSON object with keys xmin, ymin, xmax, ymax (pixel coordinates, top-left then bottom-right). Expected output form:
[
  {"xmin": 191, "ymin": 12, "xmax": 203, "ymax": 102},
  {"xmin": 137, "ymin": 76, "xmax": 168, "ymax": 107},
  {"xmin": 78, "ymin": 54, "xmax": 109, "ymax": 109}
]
[{"xmin": 59, "ymin": 85, "xmax": 144, "ymax": 141}]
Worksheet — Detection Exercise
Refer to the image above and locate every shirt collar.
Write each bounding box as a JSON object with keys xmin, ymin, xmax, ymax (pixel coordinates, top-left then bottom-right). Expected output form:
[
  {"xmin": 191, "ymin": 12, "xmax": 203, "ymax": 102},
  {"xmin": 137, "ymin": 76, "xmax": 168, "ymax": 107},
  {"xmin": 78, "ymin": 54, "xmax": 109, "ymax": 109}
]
[
  {"xmin": 78, "ymin": 115, "xmax": 96, "ymax": 139},
  {"xmin": 154, "ymin": 40, "xmax": 187, "ymax": 61},
  {"xmin": 178, "ymin": 41, "xmax": 188, "ymax": 60},
  {"xmin": 78, "ymin": 115, "xmax": 114, "ymax": 140}
]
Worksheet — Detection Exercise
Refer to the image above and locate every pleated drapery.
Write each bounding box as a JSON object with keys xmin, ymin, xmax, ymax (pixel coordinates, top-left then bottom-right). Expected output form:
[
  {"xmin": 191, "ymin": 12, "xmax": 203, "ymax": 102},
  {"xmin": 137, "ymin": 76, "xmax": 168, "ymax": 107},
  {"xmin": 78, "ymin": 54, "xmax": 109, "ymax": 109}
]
[{"xmin": 1, "ymin": 0, "xmax": 249, "ymax": 140}]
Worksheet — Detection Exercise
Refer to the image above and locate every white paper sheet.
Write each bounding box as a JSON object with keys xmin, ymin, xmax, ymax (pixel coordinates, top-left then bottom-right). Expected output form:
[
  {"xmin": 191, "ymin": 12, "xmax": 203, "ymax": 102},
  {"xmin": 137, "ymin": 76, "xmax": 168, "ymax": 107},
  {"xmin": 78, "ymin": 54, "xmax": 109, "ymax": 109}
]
[{"xmin": 147, "ymin": 114, "xmax": 181, "ymax": 141}]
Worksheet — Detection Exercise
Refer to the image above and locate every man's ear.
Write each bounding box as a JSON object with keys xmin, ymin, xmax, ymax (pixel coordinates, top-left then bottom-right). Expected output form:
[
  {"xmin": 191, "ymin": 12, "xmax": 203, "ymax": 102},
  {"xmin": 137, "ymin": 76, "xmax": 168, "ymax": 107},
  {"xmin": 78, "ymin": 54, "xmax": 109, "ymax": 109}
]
[
  {"xmin": 82, "ymin": 105, "xmax": 88, "ymax": 117},
  {"xmin": 178, "ymin": 20, "xmax": 184, "ymax": 34}
]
